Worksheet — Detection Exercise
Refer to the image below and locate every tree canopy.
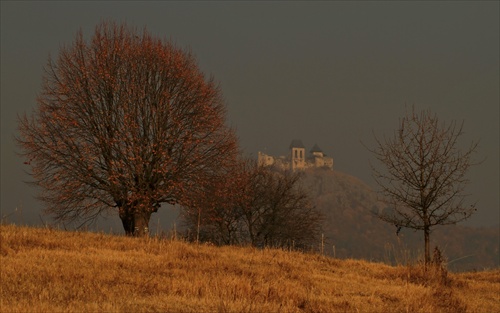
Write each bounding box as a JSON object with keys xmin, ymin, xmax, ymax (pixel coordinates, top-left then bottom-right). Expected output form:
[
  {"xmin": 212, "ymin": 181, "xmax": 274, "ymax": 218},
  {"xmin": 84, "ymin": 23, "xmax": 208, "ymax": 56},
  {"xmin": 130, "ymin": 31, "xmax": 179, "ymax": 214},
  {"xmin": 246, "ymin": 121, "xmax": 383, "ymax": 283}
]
[{"xmin": 18, "ymin": 21, "xmax": 238, "ymax": 236}]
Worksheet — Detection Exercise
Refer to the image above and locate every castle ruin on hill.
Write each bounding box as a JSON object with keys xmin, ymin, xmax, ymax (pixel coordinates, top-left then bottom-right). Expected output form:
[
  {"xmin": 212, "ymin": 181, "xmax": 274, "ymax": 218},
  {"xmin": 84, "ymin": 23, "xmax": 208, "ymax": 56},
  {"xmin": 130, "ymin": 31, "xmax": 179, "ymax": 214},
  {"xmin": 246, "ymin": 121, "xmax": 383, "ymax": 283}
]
[{"xmin": 258, "ymin": 140, "xmax": 333, "ymax": 171}]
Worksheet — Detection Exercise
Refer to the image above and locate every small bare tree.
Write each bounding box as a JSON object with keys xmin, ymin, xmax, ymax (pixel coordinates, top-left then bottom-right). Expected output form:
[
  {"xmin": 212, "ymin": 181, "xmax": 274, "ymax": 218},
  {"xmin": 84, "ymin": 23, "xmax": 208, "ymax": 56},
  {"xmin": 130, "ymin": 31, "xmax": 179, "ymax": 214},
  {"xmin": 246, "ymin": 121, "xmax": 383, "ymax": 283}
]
[
  {"xmin": 181, "ymin": 160, "xmax": 248, "ymax": 245},
  {"xmin": 369, "ymin": 107, "xmax": 479, "ymax": 265},
  {"xmin": 17, "ymin": 21, "xmax": 238, "ymax": 236},
  {"xmin": 243, "ymin": 165, "xmax": 323, "ymax": 250},
  {"xmin": 181, "ymin": 159, "xmax": 323, "ymax": 250}
]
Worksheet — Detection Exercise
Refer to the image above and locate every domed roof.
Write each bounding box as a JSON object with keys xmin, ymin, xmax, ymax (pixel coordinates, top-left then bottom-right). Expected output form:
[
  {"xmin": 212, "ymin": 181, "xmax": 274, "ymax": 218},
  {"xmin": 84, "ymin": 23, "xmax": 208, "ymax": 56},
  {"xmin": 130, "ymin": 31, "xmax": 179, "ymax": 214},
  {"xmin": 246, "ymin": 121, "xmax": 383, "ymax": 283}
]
[{"xmin": 310, "ymin": 144, "xmax": 323, "ymax": 153}]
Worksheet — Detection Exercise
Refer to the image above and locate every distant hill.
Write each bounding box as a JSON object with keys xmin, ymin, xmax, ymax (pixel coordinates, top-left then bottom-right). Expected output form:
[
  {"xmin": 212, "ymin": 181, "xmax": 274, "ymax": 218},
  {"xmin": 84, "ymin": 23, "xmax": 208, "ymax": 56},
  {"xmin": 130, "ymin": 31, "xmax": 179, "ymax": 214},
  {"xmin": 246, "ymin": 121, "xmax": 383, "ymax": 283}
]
[{"xmin": 300, "ymin": 168, "xmax": 499, "ymax": 272}]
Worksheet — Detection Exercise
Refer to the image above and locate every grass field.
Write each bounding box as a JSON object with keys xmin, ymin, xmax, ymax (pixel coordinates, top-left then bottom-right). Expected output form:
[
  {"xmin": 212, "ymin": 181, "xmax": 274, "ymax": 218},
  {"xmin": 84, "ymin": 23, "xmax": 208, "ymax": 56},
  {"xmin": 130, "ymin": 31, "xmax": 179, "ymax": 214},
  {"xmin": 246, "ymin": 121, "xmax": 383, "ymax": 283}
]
[{"xmin": 1, "ymin": 224, "xmax": 499, "ymax": 312}]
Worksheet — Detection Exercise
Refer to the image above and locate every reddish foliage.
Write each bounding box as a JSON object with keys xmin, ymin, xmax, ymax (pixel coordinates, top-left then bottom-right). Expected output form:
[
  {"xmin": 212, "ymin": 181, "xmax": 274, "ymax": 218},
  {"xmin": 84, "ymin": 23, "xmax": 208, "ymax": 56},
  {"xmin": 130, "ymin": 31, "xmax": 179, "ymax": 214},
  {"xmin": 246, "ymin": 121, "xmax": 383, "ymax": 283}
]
[{"xmin": 17, "ymin": 21, "xmax": 238, "ymax": 236}]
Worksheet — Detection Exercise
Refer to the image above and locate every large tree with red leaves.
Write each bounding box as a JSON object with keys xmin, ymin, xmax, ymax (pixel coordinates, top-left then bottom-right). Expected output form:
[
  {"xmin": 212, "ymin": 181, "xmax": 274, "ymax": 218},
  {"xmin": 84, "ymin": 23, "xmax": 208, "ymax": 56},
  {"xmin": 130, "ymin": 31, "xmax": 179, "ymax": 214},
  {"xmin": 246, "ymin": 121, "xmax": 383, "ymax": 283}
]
[{"xmin": 17, "ymin": 21, "xmax": 238, "ymax": 236}]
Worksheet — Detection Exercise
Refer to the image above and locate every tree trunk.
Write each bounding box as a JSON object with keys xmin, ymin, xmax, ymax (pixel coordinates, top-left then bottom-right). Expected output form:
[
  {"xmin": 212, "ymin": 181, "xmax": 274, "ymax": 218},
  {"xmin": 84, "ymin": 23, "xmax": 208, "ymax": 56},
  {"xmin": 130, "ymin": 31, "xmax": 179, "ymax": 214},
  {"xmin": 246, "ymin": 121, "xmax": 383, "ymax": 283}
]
[
  {"xmin": 196, "ymin": 207, "xmax": 201, "ymax": 244},
  {"xmin": 424, "ymin": 226, "xmax": 430, "ymax": 267},
  {"xmin": 245, "ymin": 214, "xmax": 256, "ymax": 247},
  {"xmin": 119, "ymin": 206, "xmax": 153, "ymax": 237}
]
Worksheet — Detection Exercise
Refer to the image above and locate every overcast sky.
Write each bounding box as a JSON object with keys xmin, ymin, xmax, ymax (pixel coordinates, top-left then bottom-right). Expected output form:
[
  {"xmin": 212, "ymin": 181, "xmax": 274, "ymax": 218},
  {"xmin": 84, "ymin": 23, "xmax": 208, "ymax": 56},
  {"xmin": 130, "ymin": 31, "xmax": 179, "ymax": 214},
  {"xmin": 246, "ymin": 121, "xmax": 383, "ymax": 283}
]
[{"xmin": 1, "ymin": 1, "xmax": 498, "ymax": 230}]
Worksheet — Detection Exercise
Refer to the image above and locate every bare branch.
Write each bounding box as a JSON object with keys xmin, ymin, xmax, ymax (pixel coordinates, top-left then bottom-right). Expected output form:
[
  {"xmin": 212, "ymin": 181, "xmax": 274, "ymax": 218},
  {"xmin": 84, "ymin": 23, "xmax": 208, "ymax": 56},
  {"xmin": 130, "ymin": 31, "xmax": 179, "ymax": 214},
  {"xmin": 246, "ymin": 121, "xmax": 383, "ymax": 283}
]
[{"xmin": 368, "ymin": 106, "xmax": 479, "ymax": 264}]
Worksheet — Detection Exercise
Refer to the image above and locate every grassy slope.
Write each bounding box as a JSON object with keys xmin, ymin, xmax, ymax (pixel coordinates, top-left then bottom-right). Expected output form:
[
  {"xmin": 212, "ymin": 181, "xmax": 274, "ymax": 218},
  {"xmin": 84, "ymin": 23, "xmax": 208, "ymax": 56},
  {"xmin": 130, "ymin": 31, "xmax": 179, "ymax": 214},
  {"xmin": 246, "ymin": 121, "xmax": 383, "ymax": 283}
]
[{"xmin": 1, "ymin": 225, "xmax": 499, "ymax": 313}]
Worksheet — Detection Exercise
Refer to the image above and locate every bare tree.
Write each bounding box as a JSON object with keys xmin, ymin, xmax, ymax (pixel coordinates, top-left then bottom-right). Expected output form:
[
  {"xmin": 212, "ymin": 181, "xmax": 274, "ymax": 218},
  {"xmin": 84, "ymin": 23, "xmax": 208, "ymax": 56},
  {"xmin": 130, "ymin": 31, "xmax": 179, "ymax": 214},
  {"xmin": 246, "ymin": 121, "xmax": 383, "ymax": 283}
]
[
  {"xmin": 181, "ymin": 161, "xmax": 248, "ymax": 245},
  {"xmin": 243, "ymin": 165, "xmax": 323, "ymax": 249},
  {"xmin": 369, "ymin": 107, "xmax": 479, "ymax": 265},
  {"xmin": 17, "ymin": 21, "xmax": 238, "ymax": 236},
  {"xmin": 182, "ymin": 159, "xmax": 323, "ymax": 250}
]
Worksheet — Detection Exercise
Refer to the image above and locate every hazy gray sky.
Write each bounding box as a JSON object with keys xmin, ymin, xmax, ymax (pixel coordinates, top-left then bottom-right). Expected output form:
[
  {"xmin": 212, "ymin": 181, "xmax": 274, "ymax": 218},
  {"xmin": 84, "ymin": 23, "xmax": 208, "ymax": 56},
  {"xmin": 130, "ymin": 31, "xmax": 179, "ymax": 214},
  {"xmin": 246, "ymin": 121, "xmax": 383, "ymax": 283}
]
[{"xmin": 1, "ymin": 1, "xmax": 498, "ymax": 229}]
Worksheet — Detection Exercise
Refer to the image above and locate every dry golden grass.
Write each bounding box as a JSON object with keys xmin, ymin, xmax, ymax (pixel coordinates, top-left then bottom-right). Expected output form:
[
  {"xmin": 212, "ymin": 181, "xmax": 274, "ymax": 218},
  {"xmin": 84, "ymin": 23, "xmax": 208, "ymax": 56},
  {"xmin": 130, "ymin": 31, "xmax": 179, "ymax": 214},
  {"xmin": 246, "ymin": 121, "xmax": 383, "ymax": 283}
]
[{"xmin": 1, "ymin": 224, "xmax": 499, "ymax": 313}]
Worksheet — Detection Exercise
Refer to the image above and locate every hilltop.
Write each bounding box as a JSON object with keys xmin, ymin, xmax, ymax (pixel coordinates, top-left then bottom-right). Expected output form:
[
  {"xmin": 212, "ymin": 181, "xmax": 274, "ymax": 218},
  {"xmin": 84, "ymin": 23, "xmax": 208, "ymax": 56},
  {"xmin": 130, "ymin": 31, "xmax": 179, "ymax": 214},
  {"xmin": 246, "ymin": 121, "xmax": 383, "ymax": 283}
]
[
  {"xmin": 1, "ymin": 224, "xmax": 499, "ymax": 312},
  {"xmin": 300, "ymin": 168, "xmax": 499, "ymax": 272}
]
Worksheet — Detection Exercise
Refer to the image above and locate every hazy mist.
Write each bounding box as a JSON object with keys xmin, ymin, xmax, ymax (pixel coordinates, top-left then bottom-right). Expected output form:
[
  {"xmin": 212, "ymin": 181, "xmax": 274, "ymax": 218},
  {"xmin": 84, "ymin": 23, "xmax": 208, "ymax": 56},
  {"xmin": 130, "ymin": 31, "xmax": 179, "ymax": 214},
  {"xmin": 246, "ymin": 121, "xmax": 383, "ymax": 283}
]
[{"xmin": 1, "ymin": 2, "xmax": 498, "ymax": 231}]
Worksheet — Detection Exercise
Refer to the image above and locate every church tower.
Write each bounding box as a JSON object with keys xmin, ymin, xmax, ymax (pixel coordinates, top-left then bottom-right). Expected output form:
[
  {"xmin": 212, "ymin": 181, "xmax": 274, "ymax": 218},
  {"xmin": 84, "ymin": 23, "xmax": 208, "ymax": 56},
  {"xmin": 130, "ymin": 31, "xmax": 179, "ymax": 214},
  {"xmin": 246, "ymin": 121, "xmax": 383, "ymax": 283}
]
[{"xmin": 290, "ymin": 139, "xmax": 306, "ymax": 171}]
